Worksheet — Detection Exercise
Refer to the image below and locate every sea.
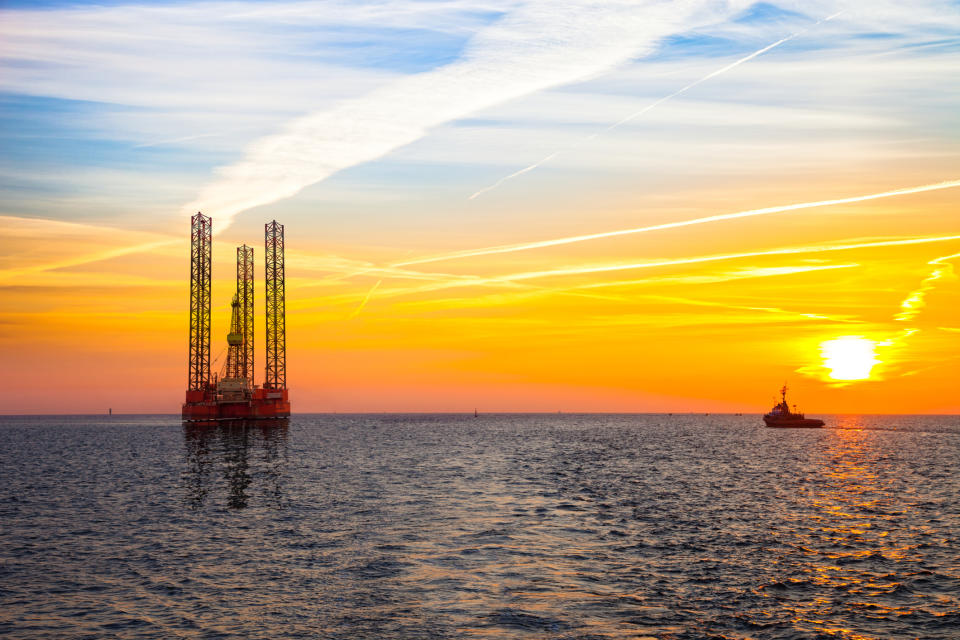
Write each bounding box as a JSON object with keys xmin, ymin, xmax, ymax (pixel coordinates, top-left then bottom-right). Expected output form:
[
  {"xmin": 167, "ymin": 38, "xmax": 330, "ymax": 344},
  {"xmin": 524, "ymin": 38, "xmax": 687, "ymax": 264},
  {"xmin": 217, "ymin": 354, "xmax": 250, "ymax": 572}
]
[{"xmin": 1, "ymin": 414, "xmax": 958, "ymax": 639}]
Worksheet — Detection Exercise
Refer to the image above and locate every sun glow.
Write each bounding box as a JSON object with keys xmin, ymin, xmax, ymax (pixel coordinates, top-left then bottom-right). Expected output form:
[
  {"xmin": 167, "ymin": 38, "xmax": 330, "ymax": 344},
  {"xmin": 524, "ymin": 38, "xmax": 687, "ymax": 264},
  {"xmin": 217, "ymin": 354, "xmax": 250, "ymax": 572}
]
[{"xmin": 820, "ymin": 336, "xmax": 881, "ymax": 381}]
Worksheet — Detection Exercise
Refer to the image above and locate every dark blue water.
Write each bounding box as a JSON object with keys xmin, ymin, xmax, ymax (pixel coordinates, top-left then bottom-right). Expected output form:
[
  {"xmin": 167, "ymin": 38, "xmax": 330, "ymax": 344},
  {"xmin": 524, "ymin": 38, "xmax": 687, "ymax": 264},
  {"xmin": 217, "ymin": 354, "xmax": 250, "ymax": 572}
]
[{"xmin": 1, "ymin": 414, "xmax": 958, "ymax": 639}]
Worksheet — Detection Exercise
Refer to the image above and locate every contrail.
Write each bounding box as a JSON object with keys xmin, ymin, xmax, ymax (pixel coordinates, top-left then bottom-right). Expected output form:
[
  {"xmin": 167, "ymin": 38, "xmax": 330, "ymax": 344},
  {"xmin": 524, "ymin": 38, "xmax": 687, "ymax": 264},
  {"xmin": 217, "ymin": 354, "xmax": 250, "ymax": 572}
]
[
  {"xmin": 377, "ymin": 233, "xmax": 960, "ymax": 301},
  {"xmin": 347, "ymin": 279, "xmax": 382, "ymax": 319},
  {"xmin": 469, "ymin": 152, "xmax": 562, "ymax": 201},
  {"xmin": 181, "ymin": 1, "xmax": 752, "ymax": 231},
  {"xmin": 565, "ymin": 263, "xmax": 861, "ymax": 291},
  {"xmin": 0, "ymin": 239, "xmax": 179, "ymax": 282},
  {"xmin": 468, "ymin": 11, "xmax": 845, "ymax": 201},
  {"xmin": 400, "ymin": 179, "xmax": 960, "ymax": 267},
  {"xmin": 0, "ymin": 215, "xmax": 182, "ymax": 282},
  {"xmin": 134, "ymin": 132, "xmax": 223, "ymax": 149},
  {"xmin": 476, "ymin": 234, "xmax": 960, "ymax": 285},
  {"xmin": 593, "ymin": 293, "xmax": 850, "ymax": 324}
]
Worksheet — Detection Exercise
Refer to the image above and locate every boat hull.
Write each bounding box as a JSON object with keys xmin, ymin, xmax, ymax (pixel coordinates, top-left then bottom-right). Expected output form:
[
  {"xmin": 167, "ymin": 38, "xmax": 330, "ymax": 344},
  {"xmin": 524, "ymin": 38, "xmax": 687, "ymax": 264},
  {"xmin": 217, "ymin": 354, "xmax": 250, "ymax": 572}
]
[{"xmin": 763, "ymin": 416, "xmax": 824, "ymax": 428}]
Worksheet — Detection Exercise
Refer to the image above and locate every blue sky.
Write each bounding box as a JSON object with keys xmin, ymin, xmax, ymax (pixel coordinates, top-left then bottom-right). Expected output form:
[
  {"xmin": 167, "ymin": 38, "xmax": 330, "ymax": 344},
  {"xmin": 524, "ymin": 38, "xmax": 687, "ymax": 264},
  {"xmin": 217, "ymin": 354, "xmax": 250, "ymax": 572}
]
[{"xmin": 2, "ymin": 0, "xmax": 959, "ymax": 239}]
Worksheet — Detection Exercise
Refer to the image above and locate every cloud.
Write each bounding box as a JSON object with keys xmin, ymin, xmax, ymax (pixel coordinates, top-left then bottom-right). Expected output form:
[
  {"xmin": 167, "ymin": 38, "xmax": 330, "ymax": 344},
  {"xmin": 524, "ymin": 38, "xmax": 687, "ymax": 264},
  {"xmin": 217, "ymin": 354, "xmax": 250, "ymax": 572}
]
[
  {"xmin": 0, "ymin": 1, "xmax": 505, "ymax": 160},
  {"xmin": 467, "ymin": 12, "xmax": 844, "ymax": 200},
  {"xmin": 476, "ymin": 234, "xmax": 960, "ymax": 284},
  {"xmin": 289, "ymin": 232, "xmax": 960, "ymax": 307},
  {"xmin": 4, "ymin": 0, "xmax": 958, "ymax": 232},
  {"xmin": 894, "ymin": 251, "xmax": 960, "ymax": 322},
  {"xmin": 366, "ymin": 233, "xmax": 960, "ymax": 300},
  {"xmin": 0, "ymin": 215, "xmax": 178, "ymax": 284},
  {"xmin": 565, "ymin": 264, "xmax": 861, "ymax": 289},
  {"xmin": 383, "ymin": 263, "xmax": 863, "ymax": 321},
  {"xmin": 183, "ymin": 0, "xmax": 759, "ymax": 228},
  {"xmin": 395, "ymin": 179, "xmax": 960, "ymax": 267}
]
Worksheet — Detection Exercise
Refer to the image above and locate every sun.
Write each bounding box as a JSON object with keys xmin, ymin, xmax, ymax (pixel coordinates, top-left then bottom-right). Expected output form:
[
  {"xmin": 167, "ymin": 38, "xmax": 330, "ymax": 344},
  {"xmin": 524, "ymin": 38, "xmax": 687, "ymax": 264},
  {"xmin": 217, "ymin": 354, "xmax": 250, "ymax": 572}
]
[{"xmin": 819, "ymin": 336, "xmax": 880, "ymax": 381}]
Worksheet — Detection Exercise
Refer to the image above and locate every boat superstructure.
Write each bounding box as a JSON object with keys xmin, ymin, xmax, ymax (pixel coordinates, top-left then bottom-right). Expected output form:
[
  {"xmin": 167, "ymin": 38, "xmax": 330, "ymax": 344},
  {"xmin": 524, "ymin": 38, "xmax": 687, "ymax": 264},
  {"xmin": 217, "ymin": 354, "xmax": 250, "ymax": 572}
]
[{"xmin": 763, "ymin": 385, "xmax": 824, "ymax": 428}]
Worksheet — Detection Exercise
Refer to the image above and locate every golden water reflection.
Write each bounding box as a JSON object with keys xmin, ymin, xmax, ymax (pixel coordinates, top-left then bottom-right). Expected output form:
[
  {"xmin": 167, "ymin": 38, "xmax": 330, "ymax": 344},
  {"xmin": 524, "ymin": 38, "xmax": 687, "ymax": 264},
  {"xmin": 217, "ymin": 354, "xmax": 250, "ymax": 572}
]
[{"xmin": 764, "ymin": 422, "xmax": 924, "ymax": 638}]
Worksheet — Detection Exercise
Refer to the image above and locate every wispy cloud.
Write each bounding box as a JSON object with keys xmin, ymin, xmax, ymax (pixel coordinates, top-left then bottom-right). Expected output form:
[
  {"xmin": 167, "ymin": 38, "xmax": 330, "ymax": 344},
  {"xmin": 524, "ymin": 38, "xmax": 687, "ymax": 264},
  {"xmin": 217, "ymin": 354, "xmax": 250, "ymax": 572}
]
[
  {"xmin": 0, "ymin": 215, "xmax": 178, "ymax": 284},
  {"xmin": 894, "ymin": 251, "xmax": 960, "ymax": 322},
  {"xmin": 467, "ymin": 10, "xmax": 844, "ymax": 200},
  {"xmin": 0, "ymin": 1, "xmax": 498, "ymax": 108},
  {"xmin": 396, "ymin": 179, "xmax": 960, "ymax": 267},
  {"xmin": 318, "ymin": 233, "xmax": 960, "ymax": 304},
  {"xmin": 388, "ymin": 263, "xmax": 863, "ymax": 323},
  {"xmin": 133, "ymin": 133, "xmax": 226, "ymax": 149},
  {"xmin": 475, "ymin": 234, "xmax": 960, "ymax": 285},
  {"xmin": 561, "ymin": 264, "xmax": 861, "ymax": 290},
  {"xmin": 4, "ymin": 0, "xmax": 958, "ymax": 234},
  {"xmin": 183, "ymin": 0, "xmax": 760, "ymax": 228}
]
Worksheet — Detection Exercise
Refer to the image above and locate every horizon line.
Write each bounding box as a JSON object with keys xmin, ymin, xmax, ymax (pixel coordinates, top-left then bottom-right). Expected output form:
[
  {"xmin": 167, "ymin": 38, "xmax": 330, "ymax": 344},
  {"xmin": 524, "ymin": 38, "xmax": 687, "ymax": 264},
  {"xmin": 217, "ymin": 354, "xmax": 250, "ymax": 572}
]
[{"xmin": 2, "ymin": 411, "xmax": 958, "ymax": 418}]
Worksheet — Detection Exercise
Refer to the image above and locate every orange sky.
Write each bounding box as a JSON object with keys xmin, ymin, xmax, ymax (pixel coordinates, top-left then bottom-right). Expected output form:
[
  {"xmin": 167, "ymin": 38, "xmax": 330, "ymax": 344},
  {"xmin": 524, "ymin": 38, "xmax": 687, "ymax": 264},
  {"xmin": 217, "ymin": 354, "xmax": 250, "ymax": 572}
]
[
  {"xmin": 1, "ymin": 1, "xmax": 959, "ymax": 414},
  {"xmin": 2, "ymin": 181, "xmax": 958, "ymax": 414}
]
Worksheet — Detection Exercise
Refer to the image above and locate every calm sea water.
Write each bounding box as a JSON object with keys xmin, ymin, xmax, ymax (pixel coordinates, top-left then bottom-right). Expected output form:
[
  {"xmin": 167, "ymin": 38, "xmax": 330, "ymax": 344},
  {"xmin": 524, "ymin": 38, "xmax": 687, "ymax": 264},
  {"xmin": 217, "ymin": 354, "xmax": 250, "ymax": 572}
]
[{"xmin": 1, "ymin": 414, "xmax": 958, "ymax": 639}]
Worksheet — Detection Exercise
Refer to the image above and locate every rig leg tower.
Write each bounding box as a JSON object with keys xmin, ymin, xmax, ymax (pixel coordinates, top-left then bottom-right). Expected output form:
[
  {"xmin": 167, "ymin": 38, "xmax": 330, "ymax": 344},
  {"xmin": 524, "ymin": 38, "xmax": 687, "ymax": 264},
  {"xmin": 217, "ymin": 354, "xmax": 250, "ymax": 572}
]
[
  {"xmin": 183, "ymin": 213, "xmax": 217, "ymax": 420},
  {"xmin": 258, "ymin": 220, "xmax": 290, "ymax": 414},
  {"xmin": 264, "ymin": 220, "xmax": 286, "ymax": 391}
]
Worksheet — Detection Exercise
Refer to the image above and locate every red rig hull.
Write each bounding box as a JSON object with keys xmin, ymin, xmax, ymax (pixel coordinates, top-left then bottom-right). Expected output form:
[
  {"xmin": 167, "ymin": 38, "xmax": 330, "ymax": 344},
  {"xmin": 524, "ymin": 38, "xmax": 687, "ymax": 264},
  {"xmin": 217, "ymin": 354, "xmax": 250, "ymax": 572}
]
[{"xmin": 182, "ymin": 387, "xmax": 290, "ymax": 422}]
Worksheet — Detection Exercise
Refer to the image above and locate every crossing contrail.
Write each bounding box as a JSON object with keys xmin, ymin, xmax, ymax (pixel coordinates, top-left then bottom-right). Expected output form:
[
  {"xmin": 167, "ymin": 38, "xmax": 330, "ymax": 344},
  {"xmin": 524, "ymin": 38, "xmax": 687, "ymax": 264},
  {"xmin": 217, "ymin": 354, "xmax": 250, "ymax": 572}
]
[
  {"xmin": 348, "ymin": 279, "xmax": 382, "ymax": 319},
  {"xmin": 377, "ymin": 233, "xmax": 960, "ymax": 302},
  {"xmin": 472, "ymin": 234, "xmax": 960, "ymax": 285},
  {"xmin": 468, "ymin": 11, "xmax": 845, "ymax": 201},
  {"xmin": 399, "ymin": 179, "xmax": 960, "ymax": 267}
]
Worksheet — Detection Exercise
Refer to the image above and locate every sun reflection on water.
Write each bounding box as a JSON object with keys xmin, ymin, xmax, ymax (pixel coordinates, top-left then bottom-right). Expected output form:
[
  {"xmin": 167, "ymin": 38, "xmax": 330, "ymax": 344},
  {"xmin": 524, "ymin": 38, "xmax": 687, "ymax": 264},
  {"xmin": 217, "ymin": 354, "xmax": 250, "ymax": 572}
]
[{"xmin": 759, "ymin": 425, "xmax": 930, "ymax": 638}]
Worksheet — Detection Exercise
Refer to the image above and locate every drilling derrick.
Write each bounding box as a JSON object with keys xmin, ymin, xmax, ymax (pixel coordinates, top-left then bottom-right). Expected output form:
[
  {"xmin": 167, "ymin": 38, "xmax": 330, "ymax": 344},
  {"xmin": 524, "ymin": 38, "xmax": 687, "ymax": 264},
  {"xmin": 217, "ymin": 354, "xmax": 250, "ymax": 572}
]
[
  {"xmin": 264, "ymin": 220, "xmax": 286, "ymax": 390},
  {"xmin": 187, "ymin": 212, "xmax": 212, "ymax": 391},
  {"xmin": 238, "ymin": 245, "xmax": 254, "ymax": 384},
  {"xmin": 221, "ymin": 294, "xmax": 244, "ymax": 381}
]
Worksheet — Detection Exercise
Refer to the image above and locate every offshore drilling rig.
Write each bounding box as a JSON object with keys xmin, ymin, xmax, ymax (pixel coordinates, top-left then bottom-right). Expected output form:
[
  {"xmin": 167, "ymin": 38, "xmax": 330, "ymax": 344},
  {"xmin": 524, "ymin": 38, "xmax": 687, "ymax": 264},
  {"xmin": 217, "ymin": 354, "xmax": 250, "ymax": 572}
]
[{"xmin": 182, "ymin": 213, "xmax": 291, "ymax": 421}]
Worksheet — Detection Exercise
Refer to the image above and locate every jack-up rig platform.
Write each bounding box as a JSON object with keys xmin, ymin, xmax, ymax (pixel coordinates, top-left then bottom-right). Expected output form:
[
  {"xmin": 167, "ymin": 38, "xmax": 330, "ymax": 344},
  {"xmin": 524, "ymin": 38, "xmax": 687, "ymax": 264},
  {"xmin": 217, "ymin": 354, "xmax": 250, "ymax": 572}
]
[{"xmin": 182, "ymin": 213, "xmax": 290, "ymax": 421}]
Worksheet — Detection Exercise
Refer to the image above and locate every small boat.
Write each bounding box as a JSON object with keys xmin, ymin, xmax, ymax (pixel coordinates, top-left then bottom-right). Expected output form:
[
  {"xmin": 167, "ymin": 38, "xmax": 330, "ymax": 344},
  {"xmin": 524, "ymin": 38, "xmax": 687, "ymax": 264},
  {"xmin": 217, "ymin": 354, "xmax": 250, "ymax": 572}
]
[{"xmin": 763, "ymin": 385, "xmax": 824, "ymax": 428}]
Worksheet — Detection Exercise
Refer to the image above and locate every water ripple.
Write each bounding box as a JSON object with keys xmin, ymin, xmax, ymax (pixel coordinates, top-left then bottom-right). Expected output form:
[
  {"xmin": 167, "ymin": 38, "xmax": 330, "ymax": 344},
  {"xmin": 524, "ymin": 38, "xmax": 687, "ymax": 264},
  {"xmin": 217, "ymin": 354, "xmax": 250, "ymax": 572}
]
[{"xmin": 1, "ymin": 413, "xmax": 958, "ymax": 638}]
